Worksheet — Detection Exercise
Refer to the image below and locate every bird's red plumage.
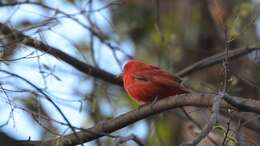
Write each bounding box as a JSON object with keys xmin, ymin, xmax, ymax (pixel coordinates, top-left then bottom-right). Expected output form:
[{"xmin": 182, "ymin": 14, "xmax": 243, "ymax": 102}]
[{"xmin": 122, "ymin": 60, "xmax": 188, "ymax": 104}]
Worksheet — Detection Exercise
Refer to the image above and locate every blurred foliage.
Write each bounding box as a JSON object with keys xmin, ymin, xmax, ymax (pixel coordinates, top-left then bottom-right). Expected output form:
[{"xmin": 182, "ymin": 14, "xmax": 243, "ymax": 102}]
[
  {"xmin": 110, "ymin": 0, "xmax": 260, "ymax": 145},
  {"xmin": 227, "ymin": 2, "xmax": 254, "ymax": 40},
  {"xmin": 147, "ymin": 118, "xmax": 178, "ymax": 146}
]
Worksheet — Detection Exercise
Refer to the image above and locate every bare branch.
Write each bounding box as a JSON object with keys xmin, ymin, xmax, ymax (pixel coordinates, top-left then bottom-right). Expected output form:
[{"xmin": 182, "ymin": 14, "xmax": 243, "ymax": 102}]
[
  {"xmin": 0, "ymin": 131, "xmax": 36, "ymax": 146},
  {"xmin": 180, "ymin": 108, "xmax": 219, "ymax": 146},
  {"xmin": 1, "ymin": 22, "xmax": 259, "ymax": 87},
  {"xmin": 0, "ymin": 22, "xmax": 123, "ymax": 85},
  {"xmin": 114, "ymin": 134, "xmax": 145, "ymax": 146},
  {"xmin": 176, "ymin": 47, "xmax": 259, "ymax": 77},
  {"xmin": 223, "ymin": 93, "xmax": 260, "ymax": 114},
  {"xmin": 221, "ymin": 116, "xmax": 232, "ymax": 146},
  {"xmin": 22, "ymin": 92, "xmax": 258, "ymax": 146},
  {"xmin": 0, "ymin": 70, "xmax": 83, "ymax": 145},
  {"xmin": 220, "ymin": 110, "xmax": 260, "ymax": 133},
  {"xmin": 223, "ymin": 30, "xmax": 230, "ymax": 92},
  {"xmin": 181, "ymin": 94, "xmax": 223, "ymax": 146}
]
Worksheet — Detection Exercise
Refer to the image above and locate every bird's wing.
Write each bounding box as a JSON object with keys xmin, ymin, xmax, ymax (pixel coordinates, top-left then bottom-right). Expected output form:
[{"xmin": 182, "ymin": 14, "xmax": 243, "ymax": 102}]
[{"xmin": 132, "ymin": 68, "xmax": 181, "ymax": 88}]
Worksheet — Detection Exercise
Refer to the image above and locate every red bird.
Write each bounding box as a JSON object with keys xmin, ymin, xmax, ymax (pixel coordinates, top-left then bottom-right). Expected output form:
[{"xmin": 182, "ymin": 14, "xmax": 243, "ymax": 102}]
[{"xmin": 122, "ymin": 60, "xmax": 188, "ymax": 104}]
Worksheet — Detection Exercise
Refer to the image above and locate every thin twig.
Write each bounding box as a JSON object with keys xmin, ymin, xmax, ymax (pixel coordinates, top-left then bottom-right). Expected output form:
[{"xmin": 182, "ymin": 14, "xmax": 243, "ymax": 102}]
[
  {"xmin": 221, "ymin": 116, "xmax": 231, "ymax": 146},
  {"xmin": 181, "ymin": 94, "xmax": 223, "ymax": 146},
  {"xmin": 231, "ymin": 70, "xmax": 260, "ymax": 92},
  {"xmin": 0, "ymin": 22, "xmax": 123, "ymax": 85},
  {"xmin": 220, "ymin": 110, "xmax": 260, "ymax": 133},
  {"xmin": 221, "ymin": 27, "xmax": 231, "ymax": 146},
  {"xmin": 114, "ymin": 134, "xmax": 145, "ymax": 146},
  {"xmin": 0, "ymin": 69, "xmax": 83, "ymax": 146},
  {"xmin": 1, "ymin": 0, "xmax": 131, "ymax": 60},
  {"xmin": 223, "ymin": 30, "xmax": 229, "ymax": 92},
  {"xmin": 223, "ymin": 93, "xmax": 260, "ymax": 113},
  {"xmin": 180, "ymin": 108, "xmax": 219, "ymax": 146},
  {"xmin": 1, "ymin": 23, "xmax": 260, "ymax": 86},
  {"xmin": 176, "ymin": 47, "xmax": 258, "ymax": 77}
]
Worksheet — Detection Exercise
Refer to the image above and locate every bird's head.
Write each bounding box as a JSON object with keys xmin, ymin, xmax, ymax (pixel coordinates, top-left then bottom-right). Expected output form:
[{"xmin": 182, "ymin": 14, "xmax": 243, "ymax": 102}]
[{"xmin": 122, "ymin": 60, "xmax": 147, "ymax": 74}]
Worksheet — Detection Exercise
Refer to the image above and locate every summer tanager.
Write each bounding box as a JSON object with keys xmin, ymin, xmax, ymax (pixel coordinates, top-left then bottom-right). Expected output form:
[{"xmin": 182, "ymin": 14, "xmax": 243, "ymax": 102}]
[{"xmin": 122, "ymin": 60, "xmax": 188, "ymax": 104}]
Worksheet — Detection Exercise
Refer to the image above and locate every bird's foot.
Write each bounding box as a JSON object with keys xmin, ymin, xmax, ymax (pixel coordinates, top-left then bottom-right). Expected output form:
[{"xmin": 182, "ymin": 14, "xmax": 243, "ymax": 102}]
[{"xmin": 150, "ymin": 96, "xmax": 158, "ymax": 111}]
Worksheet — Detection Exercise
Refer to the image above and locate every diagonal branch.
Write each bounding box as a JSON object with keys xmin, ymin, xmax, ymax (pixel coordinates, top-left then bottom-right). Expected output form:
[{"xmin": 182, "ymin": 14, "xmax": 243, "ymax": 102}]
[
  {"xmin": 180, "ymin": 108, "xmax": 219, "ymax": 146},
  {"xmin": 182, "ymin": 94, "xmax": 223, "ymax": 146},
  {"xmin": 36, "ymin": 92, "xmax": 260, "ymax": 146},
  {"xmin": 0, "ymin": 69, "xmax": 83, "ymax": 145},
  {"xmin": 1, "ymin": 22, "xmax": 259, "ymax": 86},
  {"xmin": 176, "ymin": 47, "xmax": 259, "ymax": 77},
  {"xmin": 223, "ymin": 93, "xmax": 260, "ymax": 113},
  {"xmin": 0, "ymin": 22, "xmax": 123, "ymax": 86}
]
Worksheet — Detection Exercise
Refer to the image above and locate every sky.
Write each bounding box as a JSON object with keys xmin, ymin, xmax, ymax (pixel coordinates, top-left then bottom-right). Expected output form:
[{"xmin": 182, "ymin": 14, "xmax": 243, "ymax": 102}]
[{"xmin": 0, "ymin": 0, "xmax": 146, "ymax": 145}]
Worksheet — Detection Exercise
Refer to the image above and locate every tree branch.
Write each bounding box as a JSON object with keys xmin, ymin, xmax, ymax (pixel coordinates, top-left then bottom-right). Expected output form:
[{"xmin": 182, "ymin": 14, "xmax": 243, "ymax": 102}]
[
  {"xmin": 1, "ymin": 22, "xmax": 259, "ymax": 86},
  {"xmin": 176, "ymin": 47, "xmax": 259, "ymax": 77},
  {"xmin": 180, "ymin": 108, "xmax": 219, "ymax": 146},
  {"xmin": 223, "ymin": 93, "xmax": 260, "ymax": 113},
  {"xmin": 182, "ymin": 94, "xmax": 223, "ymax": 146},
  {"xmin": 114, "ymin": 134, "xmax": 145, "ymax": 146},
  {"xmin": 22, "ymin": 93, "xmax": 258, "ymax": 146},
  {"xmin": 0, "ymin": 22, "xmax": 123, "ymax": 86},
  {"xmin": 220, "ymin": 110, "xmax": 260, "ymax": 133},
  {"xmin": 0, "ymin": 69, "xmax": 83, "ymax": 146},
  {"xmin": 0, "ymin": 131, "xmax": 38, "ymax": 146}
]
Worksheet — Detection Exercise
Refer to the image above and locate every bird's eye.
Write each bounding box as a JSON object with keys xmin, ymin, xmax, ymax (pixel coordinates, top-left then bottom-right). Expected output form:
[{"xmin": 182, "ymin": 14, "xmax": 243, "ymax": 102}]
[{"xmin": 134, "ymin": 75, "xmax": 149, "ymax": 82}]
